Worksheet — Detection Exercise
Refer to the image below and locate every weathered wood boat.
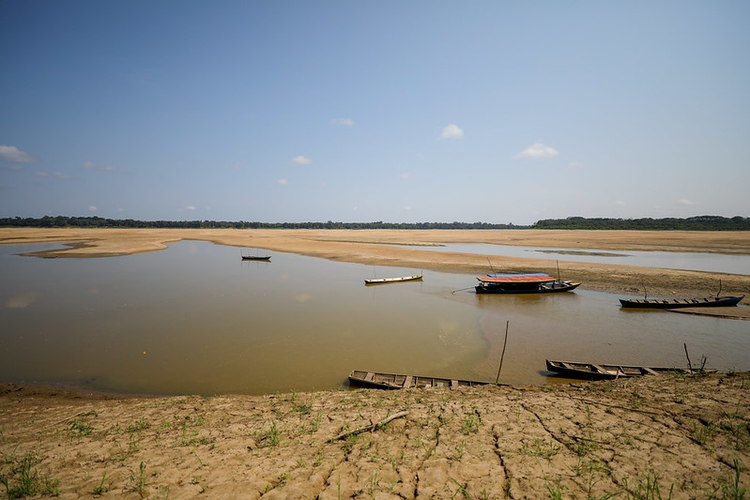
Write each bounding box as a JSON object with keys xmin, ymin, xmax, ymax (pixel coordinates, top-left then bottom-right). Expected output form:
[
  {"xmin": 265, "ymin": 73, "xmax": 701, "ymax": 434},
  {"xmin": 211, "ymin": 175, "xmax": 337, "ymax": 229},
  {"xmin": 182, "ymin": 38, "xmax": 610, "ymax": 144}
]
[
  {"xmin": 348, "ymin": 370, "xmax": 489, "ymax": 389},
  {"xmin": 365, "ymin": 274, "xmax": 423, "ymax": 285},
  {"xmin": 545, "ymin": 359, "xmax": 717, "ymax": 380},
  {"xmin": 619, "ymin": 295, "xmax": 744, "ymax": 309},
  {"xmin": 475, "ymin": 273, "xmax": 580, "ymax": 294},
  {"xmin": 241, "ymin": 255, "xmax": 271, "ymax": 261}
]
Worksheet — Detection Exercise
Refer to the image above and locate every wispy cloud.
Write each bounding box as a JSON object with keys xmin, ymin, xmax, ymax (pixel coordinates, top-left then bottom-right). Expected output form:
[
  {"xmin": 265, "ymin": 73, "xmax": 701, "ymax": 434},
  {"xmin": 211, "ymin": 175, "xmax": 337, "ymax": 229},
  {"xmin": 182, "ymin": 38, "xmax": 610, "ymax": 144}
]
[
  {"xmin": 399, "ymin": 172, "xmax": 413, "ymax": 180},
  {"xmin": 186, "ymin": 205, "xmax": 196, "ymax": 211},
  {"xmin": 83, "ymin": 161, "xmax": 119, "ymax": 173},
  {"xmin": 440, "ymin": 124, "xmax": 464, "ymax": 140},
  {"xmin": 291, "ymin": 155, "xmax": 312, "ymax": 165},
  {"xmin": 88, "ymin": 205, "xmax": 98, "ymax": 212},
  {"xmin": 567, "ymin": 161, "xmax": 584, "ymax": 168},
  {"xmin": 332, "ymin": 118, "xmax": 354, "ymax": 127},
  {"xmin": 0, "ymin": 145, "xmax": 35, "ymax": 163},
  {"xmin": 278, "ymin": 178, "xmax": 289, "ymax": 185},
  {"xmin": 514, "ymin": 142, "xmax": 559, "ymax": 159},
  {"xmin": 34, "ymin": 171, "xmax": 71, "ymax": 179},
  {"xmin": 677, "ymin": 198, "xmax": 697, "ymax": 206}
]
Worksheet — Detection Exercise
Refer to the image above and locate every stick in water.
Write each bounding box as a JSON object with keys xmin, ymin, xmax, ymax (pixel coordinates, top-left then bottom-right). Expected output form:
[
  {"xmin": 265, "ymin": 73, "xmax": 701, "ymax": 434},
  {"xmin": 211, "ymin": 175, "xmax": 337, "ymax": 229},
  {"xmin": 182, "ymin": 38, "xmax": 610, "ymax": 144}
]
[
  {"xmin": 684, "ymin": 343, "xmax": 693, "ymax": 372},
  {"xmin": 495, "ymin": 321, "xmax": 509, "ymax": 384}
]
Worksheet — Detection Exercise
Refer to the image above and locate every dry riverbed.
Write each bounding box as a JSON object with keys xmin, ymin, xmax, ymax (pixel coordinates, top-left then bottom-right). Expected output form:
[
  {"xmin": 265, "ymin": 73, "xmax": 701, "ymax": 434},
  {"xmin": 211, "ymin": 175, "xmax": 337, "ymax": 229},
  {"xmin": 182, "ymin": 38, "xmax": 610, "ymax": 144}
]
[{"xmin": 1, "ymin": 228, "xmax": 749, "ymax": 498}]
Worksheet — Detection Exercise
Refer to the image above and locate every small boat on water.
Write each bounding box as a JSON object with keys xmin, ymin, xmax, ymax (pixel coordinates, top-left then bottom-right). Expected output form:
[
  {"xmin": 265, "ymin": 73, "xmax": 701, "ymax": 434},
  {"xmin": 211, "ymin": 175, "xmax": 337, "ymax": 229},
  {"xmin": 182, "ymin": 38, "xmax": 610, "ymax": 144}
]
[
  {"xmin": 348, "ymin": 370, "xmax": 489, "ymax": 389},
  {"xmin": 545, "ymin": 359, "xmax": 717, "ymax": 380},
  {"xmin": 241, "ymin": 255, "xmax": 272, "ymax": 261},
  {"xmin": 619, "ymin": 295, "xmax": 744, "ymax": 309},
  {"xmin": 475, "ymin": 273, "xmax": 580, "ymax": 294},
  {"xmin": 365, "ymin": 274, "xmax": 423, "ymax": 285}
]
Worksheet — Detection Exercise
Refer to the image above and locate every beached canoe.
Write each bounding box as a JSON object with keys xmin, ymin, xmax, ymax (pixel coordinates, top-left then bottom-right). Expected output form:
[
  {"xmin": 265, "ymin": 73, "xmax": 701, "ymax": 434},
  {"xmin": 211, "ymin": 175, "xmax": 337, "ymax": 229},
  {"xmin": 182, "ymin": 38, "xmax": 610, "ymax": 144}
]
[
  {"xmin": 348, "ymin": 370, "xmax": 489, "ymax": 389},
  {"xmin": 545, "ymin": 359, "xmax": 717, "ymax": 380},
  {"xmin": 619, "ymin": 295, "xmax": 744, "ymax": 309}
]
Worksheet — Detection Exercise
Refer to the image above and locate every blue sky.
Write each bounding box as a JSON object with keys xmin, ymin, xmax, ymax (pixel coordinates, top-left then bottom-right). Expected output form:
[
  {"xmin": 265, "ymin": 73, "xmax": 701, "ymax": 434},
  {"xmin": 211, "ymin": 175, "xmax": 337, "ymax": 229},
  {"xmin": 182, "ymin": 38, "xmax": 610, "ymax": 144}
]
[{"xmin": 1, "ymin": 1, "xmax": 748, "ymax": 225}]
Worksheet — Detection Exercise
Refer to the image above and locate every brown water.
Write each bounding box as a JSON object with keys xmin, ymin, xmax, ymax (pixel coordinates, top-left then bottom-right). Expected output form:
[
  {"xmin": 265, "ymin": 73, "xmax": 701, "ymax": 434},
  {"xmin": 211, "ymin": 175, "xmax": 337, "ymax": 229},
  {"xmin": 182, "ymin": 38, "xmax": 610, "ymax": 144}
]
[{"xmin": 1, "ymin": 241, "xmax": 748, "ymax": 395}]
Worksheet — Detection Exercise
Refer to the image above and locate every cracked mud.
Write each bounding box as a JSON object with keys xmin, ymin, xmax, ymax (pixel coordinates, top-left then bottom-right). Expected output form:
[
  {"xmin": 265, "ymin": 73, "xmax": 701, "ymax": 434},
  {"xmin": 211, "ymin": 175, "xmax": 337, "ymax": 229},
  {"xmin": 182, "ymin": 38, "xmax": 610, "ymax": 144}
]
[{"xmin": 1, "ymin": 372, "xmax": 748, "ymax": 499}]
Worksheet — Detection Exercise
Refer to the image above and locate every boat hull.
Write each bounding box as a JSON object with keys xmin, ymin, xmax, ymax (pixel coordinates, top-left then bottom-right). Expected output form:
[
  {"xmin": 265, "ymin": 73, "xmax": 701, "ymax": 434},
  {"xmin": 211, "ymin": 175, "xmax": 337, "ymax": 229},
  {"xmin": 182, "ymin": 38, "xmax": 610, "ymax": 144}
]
[
  {"xmin": 545, "ymin": 359, "xmax": 717, "ymax": 380},
  {"xmin": 348, "ymin": 370, "xmax": 489, "ymax": 389},
  {"xmin": 241, "ymin": 256, "xmax": 271, "ymax": 261},
  {"xmin": 475, "ymin": 281, "xmax": 581, "ymax": 294},
  {"xmin": 365, "ymin": 274, "xmax": 423, "ymax": 285},
  {"xmin": 619, "ymin": 295, "xmax": 743, "ymax": 309}
]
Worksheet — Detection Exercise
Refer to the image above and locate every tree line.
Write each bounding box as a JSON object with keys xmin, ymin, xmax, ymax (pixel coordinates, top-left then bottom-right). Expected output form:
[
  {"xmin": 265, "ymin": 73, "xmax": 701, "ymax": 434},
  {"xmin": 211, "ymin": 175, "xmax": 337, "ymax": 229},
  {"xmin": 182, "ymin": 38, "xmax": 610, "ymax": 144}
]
[
  {"xmin": 0, "ymin": 216, "xmax": 522, "ymax": 230},
  {"xmin": 531, "ymin": 216, "xmax": 750, "ymax": 230},
  {"xmin": 1, "ymin": 215, "xmax": 748, "ymax": 230}
]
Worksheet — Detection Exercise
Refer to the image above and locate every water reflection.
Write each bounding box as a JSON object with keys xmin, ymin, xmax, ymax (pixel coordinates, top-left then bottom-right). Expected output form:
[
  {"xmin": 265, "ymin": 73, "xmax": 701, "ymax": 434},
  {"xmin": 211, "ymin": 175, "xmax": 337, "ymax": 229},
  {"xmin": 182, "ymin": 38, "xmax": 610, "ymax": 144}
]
[{"xmin": 0, "ymin": 241, "xmax": 747, "ymax": 395}]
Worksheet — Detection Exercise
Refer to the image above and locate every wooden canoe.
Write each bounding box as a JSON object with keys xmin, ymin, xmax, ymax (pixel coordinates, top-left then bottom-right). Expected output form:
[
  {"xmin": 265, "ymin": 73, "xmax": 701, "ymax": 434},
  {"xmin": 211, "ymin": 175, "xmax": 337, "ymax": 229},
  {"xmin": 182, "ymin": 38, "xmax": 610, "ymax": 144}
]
[
  {"xmin": 619, "ymin": 295, "xmax": 743, "ymax": 309},
  {"xmin": 348, "ymin": 370, "xmax": 489, "ymax": 389},
  {"xmin": 365, "ymin": 274, "xmax": 423, "ymax": 285},
  {"xmin": 545, "ymin": 359, "xmax": 717, "ymax": 380}
]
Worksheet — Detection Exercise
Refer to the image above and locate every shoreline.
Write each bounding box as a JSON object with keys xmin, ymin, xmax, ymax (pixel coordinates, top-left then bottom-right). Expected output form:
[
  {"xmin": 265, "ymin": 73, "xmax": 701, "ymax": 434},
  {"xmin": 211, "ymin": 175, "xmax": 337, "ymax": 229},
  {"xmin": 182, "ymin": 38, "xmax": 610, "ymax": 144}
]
[{"xmin": 2, "ymin": 227, "xmax": 750, "ymax": 300}]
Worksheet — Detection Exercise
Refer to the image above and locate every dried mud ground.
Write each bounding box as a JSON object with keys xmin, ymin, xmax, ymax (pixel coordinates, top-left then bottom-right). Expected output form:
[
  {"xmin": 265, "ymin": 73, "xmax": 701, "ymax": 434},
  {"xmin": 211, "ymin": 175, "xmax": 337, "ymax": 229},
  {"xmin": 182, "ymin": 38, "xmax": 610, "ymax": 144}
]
[{"xmin": 1, "ymin": 373, "xmax": 749, "ymax": 499}]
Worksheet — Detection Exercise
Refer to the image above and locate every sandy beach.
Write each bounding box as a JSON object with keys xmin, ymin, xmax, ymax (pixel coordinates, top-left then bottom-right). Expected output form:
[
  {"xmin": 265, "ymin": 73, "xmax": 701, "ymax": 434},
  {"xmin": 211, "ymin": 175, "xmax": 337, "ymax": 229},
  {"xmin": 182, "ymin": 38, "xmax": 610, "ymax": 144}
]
[{"xmin": 1, "ymin": 228, "xmax": 749, "ymax": 498}]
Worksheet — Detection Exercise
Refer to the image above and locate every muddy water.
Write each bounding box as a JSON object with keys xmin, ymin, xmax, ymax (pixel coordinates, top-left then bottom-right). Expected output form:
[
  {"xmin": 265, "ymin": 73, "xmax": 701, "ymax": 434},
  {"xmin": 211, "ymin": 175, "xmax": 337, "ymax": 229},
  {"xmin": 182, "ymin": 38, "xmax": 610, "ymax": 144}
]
[{"xmin": 1, "ymin": 241, "xmax": 747, "ymax": 395}]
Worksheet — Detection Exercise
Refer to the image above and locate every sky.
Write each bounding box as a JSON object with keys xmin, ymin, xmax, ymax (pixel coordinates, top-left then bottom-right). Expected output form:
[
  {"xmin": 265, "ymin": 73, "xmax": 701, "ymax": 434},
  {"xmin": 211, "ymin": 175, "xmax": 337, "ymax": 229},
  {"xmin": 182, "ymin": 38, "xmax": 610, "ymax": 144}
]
[{"xmin": 1, "ymin": 1, "xmax": 749, "ymax": 225}]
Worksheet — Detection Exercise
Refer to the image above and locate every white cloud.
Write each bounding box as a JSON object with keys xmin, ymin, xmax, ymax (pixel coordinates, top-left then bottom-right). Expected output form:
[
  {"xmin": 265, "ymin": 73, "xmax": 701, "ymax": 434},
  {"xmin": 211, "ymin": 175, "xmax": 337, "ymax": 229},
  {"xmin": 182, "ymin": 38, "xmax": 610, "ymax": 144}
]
[
  {"xmin": 278, "ymin": 178, "xmax": 289, "ymax": 185},
  {"xmin": 440, "ymin": 124, "xmax": 464, "ymax": 139},
  {"xmin": 332, "ymin": 118, "xmax": 354, "ymax": 127},
  {"xmin": 404, "ymin": 206, "xmax": 412, "ymax": 211},
  {"xmin": 88, "ymin": 205, "xmax": 98, "ymax": 212},
  {"xmin": 186, "ymin": 205, "xmax": 196, "ymax": 210},
  {"xmin": 615, "ymin": 200, "xmax": 626, "ymax": 206},
  {"xmin": 514, "ymin": 142, "xmax": 559, "ymax": 159},
  {"xmin": 678, "ymin": 199, "xmax": 697, "ymax": 206},
  {"xmin": 0, "ymin": 145, "xmax": 34, "ymax": 163},
  {"xmin": 291, "ymin": 155, "xmax": 312, "ymax": 165},
  {"xmin": 399, "ymin": 172, "xmax": 413, "ymax": 179},
  {"xmin": 567, "ymin": 161, "xmax": 585, "ymax": 168}
]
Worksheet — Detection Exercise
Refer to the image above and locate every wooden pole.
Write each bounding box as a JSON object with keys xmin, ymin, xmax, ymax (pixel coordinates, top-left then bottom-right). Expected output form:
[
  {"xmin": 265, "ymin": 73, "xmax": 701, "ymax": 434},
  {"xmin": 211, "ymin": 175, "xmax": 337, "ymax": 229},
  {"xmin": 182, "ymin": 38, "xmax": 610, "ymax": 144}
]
[
  {"xmin": 684, "ymin": 343, "xmax": 693, "ymax": 372},
  {"xmin": 495, "ymin": 321, "xmax": 509, "ymax": 385}
]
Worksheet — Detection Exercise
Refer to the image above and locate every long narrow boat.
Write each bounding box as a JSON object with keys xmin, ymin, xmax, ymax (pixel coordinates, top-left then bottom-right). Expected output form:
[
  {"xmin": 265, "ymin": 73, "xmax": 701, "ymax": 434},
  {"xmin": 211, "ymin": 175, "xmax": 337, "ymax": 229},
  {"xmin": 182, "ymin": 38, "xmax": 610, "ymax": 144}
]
[
  {"xmin": 545, "ymin": 359, "xmax": 717, "ymax": 380},
  {"xmin": 348, "ymin": 370, "xmax": 489, "ymax": 389},
  {"xmin": 241, "ymin": 255, "xmax": 272, "ymax": 261},
  {"xmin": 619, "ymin": 295, "xmax": 744, "ymax": 309},
  {"xmin": 365, "ymin": 274, "xmax": 423, "ymax": 285},
  {"xmin": 475, "ymin": 273, "xmax": 580, "ymax": 294}
]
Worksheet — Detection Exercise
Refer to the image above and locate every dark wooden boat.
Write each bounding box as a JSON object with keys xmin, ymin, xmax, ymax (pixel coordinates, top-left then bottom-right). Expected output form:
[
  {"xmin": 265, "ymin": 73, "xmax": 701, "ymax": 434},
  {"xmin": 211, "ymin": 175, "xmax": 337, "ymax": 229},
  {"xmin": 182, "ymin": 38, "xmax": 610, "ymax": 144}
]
[
  {"xmin": 365, "ymin": 274, "xmax": 423, "ymax": 285},
  {"xmin": 241, "ymin": 255, "xmax": 271, "ymax": 261},
  {"xmin": 619, "ymin": 295, "xmax": 743, "ymax": 309},
  {"xmin": 475, "ymin": 273, "xmax": 580, "ymax": 294},
  {"xmin": 545, "ymin": 359, "xmax": 717, "ymax": 380},
  {"xmin": 348, "ymin": 370, "xmax": 489, "ymax": 389}
]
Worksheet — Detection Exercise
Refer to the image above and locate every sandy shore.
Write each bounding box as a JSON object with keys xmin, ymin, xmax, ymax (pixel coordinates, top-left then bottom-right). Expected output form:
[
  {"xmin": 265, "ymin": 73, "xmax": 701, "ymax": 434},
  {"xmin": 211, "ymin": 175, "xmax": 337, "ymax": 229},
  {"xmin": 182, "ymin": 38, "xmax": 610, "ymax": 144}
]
[{"xmin": 1, "ymin": 228, "xmax": 749, "ymax": 497}]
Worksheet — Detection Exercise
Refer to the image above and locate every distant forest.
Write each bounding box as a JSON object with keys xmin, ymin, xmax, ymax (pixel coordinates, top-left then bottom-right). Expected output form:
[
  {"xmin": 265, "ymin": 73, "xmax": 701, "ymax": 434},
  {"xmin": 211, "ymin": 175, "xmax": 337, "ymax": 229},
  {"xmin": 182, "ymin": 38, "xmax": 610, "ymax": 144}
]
[{"xmin": 1, "ymin": 215, "xmax": 749, "ymax": 230}]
